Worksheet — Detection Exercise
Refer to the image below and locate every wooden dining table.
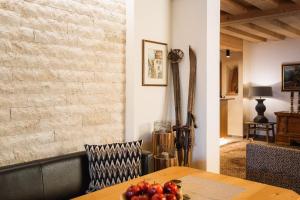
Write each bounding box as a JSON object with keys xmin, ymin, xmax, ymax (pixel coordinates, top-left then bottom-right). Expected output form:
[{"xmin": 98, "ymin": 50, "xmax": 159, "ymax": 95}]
[{"xmin": 73, "ymin": 166, "xmax": 300, "ymax": 200}]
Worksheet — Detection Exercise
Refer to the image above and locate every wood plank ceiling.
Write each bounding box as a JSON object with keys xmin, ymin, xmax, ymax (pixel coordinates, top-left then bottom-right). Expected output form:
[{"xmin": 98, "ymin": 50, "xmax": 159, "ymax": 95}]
[{"xmin": 221, "ymin": 0, "xmax": 300, "ymax": 52}]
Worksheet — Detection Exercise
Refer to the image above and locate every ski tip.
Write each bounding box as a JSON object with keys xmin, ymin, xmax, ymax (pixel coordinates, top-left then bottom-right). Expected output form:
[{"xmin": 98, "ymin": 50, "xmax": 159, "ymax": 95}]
[
  {"xmin": 189, "ymin": 46, "xmax": 195, "ymax": 53},
  {"xmin": 189, "ymin": 46, "xmax": 196, "ymax": 57}
]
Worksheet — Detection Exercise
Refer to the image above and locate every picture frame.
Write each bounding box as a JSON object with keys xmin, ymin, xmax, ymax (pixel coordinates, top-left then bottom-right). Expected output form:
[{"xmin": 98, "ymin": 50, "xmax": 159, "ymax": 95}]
[
  {"xmin": 282, "ymin": 63, "xmax": 300, "ymax": 91},
  {"xmin": 142, "ymin": 40, "xmax": 168, "ymax": 86},
  {"xmin": 226, "ymin": 64, "xmax": 239, "ymax": 96}
]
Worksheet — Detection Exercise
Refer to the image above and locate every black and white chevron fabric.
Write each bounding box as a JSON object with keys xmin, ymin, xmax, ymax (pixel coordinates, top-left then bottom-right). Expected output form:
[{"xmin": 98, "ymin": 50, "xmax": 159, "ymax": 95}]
[{"xmin": 84, "ymin": 140, "xmax": 143, "ymax": 192}]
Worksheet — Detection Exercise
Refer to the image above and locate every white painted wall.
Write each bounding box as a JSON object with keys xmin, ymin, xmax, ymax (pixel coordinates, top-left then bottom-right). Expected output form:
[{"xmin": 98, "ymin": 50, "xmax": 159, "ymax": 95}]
[
  {"xmin": 126, "ymin": 0, "xmax": 172, "ymax": 150},
  {"xmin": 126, "ymin": 0, "xmax": 220, "ymax": 172},
  {"xmin": 243, "ymin": 39, "xmax": 300, "ymax": 127},
  {"xmin": 171, "ymin": 0, "xmax": 220, "ymax": 172}
]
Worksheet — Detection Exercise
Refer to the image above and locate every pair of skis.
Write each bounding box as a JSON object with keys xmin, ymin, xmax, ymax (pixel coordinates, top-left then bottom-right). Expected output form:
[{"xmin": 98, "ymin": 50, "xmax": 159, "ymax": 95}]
[{"xmin": 168, "ymin": 47, "xmax": 197, "ymax": 166}]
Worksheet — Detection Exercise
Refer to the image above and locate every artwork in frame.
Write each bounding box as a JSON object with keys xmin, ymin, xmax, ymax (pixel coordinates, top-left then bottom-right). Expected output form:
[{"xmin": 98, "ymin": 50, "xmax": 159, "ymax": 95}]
[
  {"xmin": 282, "ymin": 63, "xmax": 300, "ymax": 91},
  {"xmin": 226, "ymin": 64, "xmax": 239, "ymax": 96},
  {"xmin": 142, "ymin": 40, "xmax": 168, "ymax": 86}
]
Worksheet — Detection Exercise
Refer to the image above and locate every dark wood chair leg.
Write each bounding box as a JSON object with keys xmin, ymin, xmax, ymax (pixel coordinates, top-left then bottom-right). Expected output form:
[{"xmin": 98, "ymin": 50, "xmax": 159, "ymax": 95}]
[
  {"xmin": 247, "ymin": 124, "xmax": 250, "ymax": 140},
  {"xmin": 266, "ymin": 127, "xmax": 269, "ymax": 143},
  {"xmin": 272, "ymin": 124, "xmax": 275, "ymax": 143},
  {"xmin": 253, "ymin": 124, "xmax": 256, "ymax": 139}
]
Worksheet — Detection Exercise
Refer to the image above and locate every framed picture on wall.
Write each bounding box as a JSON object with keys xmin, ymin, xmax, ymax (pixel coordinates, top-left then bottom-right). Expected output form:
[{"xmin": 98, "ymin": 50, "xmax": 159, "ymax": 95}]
[
  {"xmin": 282, "ymin": 63, "xmax": 300, "ymax": 91},
  {"xmin": 226, "ymin": 64, "xmax": 239, "ymax": 96},
  {"xmin": 142, "ymin": 40, "xmax": 168, "ymax": 86}
]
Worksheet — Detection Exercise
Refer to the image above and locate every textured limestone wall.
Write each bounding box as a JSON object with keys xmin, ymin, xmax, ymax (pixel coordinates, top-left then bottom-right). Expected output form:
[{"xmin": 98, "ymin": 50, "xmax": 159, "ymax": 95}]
[{"xmin": 0, "ymin": 0, "xmax": 126, "ymax": 166}]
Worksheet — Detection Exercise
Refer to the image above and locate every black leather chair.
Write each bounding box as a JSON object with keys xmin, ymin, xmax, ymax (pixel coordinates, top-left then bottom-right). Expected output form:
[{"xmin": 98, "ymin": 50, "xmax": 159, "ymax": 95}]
[{"xmin": 0, "ymin": 151, "xmax": 153, "ymax": 200}]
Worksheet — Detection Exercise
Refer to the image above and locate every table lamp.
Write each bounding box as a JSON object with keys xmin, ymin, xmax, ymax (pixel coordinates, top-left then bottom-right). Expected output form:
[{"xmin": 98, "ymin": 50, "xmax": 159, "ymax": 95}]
[{"xmin": 249, "ymin": 86, "xmax": 273, "ymax": 123}]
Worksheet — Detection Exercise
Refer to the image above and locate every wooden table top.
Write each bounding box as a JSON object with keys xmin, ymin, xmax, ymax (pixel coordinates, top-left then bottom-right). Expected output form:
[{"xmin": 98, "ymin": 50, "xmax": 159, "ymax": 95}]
[{"xmin": 73, "ymin": 166, "xmax": 300, "ymax": 200}]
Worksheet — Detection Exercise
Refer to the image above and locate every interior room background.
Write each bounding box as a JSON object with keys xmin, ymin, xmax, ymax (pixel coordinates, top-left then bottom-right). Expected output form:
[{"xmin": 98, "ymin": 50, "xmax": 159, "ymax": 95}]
[{"xmin": 243, "ymin": 39, "xmax": 300, "ymax": 125}]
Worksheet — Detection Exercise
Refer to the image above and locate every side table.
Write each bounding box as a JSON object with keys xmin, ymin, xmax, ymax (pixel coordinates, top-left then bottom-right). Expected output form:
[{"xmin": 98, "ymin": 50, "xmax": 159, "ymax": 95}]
[{"xmin": 245, "ymin": 122, "xmax": 276, "ymax": 143}]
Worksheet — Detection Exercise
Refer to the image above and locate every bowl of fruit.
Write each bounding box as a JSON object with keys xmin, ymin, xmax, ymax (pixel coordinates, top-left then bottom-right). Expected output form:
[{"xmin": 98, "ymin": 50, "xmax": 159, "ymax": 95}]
[{"xmin": 121, "ymin": 180, "xmax": 183, "ymax": 200}]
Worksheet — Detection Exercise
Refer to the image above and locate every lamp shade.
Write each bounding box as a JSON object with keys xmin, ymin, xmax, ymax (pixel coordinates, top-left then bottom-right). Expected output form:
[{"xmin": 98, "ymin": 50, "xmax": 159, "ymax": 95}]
[{"xmin": 249, "ymin": 86, "xmax": 273, "ymax": 97}]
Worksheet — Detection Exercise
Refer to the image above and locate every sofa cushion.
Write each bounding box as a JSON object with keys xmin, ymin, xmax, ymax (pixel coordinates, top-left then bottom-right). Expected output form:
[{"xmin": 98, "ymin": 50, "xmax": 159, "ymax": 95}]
[
  {"xmin": 41, "ymin": 152, "xmax": 90, "ymax": 200},
  {"xmin": 0, "ymin": 164, "xmax": 44, "ymax": 200},
  {"xmin": 85, "ymin": 140, "xmax": 143, "ymax": 192}
]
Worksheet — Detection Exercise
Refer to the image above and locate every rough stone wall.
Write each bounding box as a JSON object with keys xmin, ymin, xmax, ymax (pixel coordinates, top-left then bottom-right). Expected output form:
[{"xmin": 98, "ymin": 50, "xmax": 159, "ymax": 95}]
[{"xmin": 0, "ymin": 0, "xmax": 126, "ymax": 166}]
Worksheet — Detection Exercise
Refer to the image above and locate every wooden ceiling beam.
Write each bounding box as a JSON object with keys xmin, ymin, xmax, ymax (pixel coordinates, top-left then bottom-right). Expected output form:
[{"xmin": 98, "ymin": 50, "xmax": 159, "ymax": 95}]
[
  {"xmin": 271, "ymin": 19, "xmax": 300, "ymax": 36},
  {"xmin": 243, "ymin": 23, "xmax": 286, "ymax": 40},
  {"xmin": 244, "ymin": 0, "xmax": 278, "ymax": 10},
  {"xmin": 220, "ymin": 33, "xmax": 243, "ymax": 52},
  {"xmin": 222, "ymin": 26, "xmax": 267, "ymax": 42},
  {"xmin": 253, "ymin": 20, "xmax": 299, "ymax": 38},
  {"xmin": 221, "ymin": 0, "xmax": 248, "ymax": 15},
  {"xmin": 221, "ymin": 29, "xmax": 260, "ymax": 42},
  {"xmin": 221, "ymin": 3, "xmax": 300, "ymax": 27}
]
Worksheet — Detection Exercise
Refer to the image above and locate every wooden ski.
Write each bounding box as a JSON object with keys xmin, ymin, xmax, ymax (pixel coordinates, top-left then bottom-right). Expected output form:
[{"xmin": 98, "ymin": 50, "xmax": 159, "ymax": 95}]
[
  {"xmin": 298, "ymin": 91, "xmax": 300, "ymax": 113},
  {"xmin": 183, "ymin": 46, "xmax": 197, "ymax": 166},
  {"xmin": 168, "ymin": 49, "xmax": 184, "ymax": 166}
]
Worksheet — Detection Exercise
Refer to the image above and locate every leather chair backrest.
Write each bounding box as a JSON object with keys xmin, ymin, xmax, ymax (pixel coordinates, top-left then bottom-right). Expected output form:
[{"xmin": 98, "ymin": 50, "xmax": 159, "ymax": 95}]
[
  {"xmin": 0, "ymin": 163, "xmax": 44, "ymax": 200},
  {"xmin": 0, "ymin": 152, "xmax": 90, "ymax": 200},
  {"xmin": 0, "ymin": 150, "xmax": 152, "ymax": 200},
  {"xmin": 41, "ymin": 152, "xmax": 90, "ymax": 200}
]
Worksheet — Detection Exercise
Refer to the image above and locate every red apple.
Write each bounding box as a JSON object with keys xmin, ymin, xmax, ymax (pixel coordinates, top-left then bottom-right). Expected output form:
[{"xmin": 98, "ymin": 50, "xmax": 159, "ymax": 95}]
[
  {"xmin": 137, "ymin": 195, "xmax": 150, "ymax": 200},
  {"xmin": 131, "ymin": 196, "xmax": 140, "ymax": 200},
  {"xmin": 130, "ymin": 195, "xmax": 149, "ymax": 200},
  {"xmin": 163, "ymin": 182, "xmax": 178, "ymax": 195},
  {"xmin": 151, "ymin": 193, "xmax": 166, "ymax": 200},
  {"xmin": 126, "ymin": 185, "xmax": 141, "ymax": 200},
  {"xmin": 133, "ymin": 185, "xmax": 141, "ymax": 194},
  {"xmin": 147, "ymin": 183, "xmax": 163, "ymax": 197},
  {"xmin": 165, "ymin": 194, "xmax": 177, "ymax": 200},
  {"xmin": 137, "ymin": 181, "xmax": 151, "ymax": 193}
]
